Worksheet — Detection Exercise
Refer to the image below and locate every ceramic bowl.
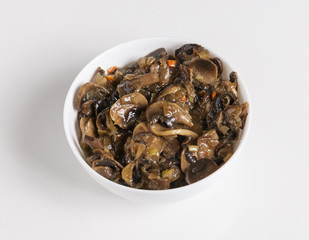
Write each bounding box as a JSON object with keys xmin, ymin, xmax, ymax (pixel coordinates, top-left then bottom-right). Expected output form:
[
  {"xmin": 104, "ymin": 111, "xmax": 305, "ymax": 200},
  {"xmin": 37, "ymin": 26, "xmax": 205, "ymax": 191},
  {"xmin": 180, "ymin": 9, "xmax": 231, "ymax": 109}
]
[{"xmin": 63, "ymin": 37, "xmax": 251, "ymax": 203}]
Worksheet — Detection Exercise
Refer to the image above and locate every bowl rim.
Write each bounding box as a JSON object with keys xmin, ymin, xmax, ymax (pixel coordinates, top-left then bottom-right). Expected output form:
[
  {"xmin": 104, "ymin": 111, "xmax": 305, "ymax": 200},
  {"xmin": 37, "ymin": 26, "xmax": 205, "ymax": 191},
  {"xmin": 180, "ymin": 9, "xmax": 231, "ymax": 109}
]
[{"xmin": 63, "ymin": 36, "xmax": 252, "ymax": 194}]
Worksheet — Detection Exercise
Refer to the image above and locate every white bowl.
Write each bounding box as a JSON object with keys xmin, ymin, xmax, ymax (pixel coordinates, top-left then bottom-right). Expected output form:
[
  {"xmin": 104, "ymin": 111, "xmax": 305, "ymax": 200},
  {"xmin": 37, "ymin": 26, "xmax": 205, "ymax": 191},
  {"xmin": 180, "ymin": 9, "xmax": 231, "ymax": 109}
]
[{"xmin": 63, "ymin": 37, "xmax": 251, "ymax": 203}]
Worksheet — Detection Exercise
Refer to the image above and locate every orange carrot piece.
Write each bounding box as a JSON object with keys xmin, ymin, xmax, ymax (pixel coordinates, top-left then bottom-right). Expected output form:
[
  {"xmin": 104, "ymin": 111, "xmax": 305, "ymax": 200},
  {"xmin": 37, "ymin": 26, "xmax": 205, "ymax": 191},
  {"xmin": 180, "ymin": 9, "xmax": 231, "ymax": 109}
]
[
  {"xmin": 181, "ymin": 96, "xmax": 187, "ymax": 101},
  {"xmin": 105, "ymin": 75, "xmax": 114, "ymax": 81},
  {"xmin": 211, "ymin": 91, "xmax": 216, "ymax": 99},
  {"xmin": 167, "ymin": 60, "xmax": 177, "ymax": 68},
  {"xmin": 107, "ymin": 66, "xmax": 117, "ymax": 74}
]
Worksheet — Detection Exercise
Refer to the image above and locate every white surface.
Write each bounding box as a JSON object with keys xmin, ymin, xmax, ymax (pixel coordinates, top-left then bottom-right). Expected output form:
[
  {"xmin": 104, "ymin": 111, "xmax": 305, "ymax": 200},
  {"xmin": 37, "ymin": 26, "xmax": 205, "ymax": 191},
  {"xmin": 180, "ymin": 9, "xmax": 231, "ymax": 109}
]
[
  {"xmin": 0, "ymin": 0, "xmax": 308, "ymax": 239},
  {"xmin": 63, "ymin": 37, "xmax": 251, "ymax": 203}
]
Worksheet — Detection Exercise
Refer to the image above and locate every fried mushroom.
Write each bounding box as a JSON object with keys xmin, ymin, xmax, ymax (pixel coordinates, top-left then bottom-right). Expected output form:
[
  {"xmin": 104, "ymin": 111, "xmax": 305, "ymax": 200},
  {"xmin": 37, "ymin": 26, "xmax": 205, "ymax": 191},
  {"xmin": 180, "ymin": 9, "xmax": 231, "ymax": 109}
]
[
  {"xmin": 110, "ymin": 92, "xmax": 148, "ymax": 129},
  {"xmin": 190, "ymin": 59, "xmax": 218, "ymax": 85},
  {"xmin": 145, "ymin": 101, "xmax": 193, "ymax": 128},
  {"xmin": 197, "ymin": 130, "xmax": 220, "ymax": 159},
  {"xmin": 185, "ymin": 158, "xmax": 218, "ymax": 184}
]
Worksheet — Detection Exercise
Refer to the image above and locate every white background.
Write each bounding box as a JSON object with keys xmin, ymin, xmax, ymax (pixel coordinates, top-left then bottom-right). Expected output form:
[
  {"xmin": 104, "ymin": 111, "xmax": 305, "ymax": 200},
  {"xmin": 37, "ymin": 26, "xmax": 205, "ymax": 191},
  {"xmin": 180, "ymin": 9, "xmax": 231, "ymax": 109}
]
[{"xmin": 1, "ymin": 0, "xmax": 308, "ymax": 239}]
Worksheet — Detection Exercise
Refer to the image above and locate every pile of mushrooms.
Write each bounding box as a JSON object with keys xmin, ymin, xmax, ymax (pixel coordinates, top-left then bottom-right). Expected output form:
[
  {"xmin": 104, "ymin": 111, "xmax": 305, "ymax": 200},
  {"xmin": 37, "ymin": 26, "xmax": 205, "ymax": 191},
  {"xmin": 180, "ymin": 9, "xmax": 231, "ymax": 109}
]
[{"xmin": 74, "ymin": 44, "xmax": 249, "ymax": 190}]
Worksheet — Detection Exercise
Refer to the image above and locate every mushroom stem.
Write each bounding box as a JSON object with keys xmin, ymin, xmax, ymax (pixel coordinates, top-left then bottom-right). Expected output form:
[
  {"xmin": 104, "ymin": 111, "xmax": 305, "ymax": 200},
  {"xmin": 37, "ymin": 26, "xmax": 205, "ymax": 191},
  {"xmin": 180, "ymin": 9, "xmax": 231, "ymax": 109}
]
[{"xmin": 149, "ymin": 123, "xmax": 198, "ymax": 138}]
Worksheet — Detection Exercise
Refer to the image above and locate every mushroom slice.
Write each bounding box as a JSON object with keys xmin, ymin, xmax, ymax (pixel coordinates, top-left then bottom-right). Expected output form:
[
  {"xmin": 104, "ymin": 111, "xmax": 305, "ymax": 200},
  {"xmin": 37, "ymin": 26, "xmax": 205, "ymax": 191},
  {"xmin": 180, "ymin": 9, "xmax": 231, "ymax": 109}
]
[
  {"xmin": 80, "ymin": 117, "xmax": 96, "ymax": 150},
  {"xmin": 197, "ymin": 130, "xmax": 219, "ymax": 159},
  {"xmin": 157, "ymin": 85, "xmax": 182, "ymax": 100},
  {"xmin": 158, "ymin": 58, "xmax": 171, "ymax": 86},
  {"xmin": 220, "ymin": 80, "xmax": 238, "ymax": 99},
  {"xmin": 156, "ymin": 84, "xmax": 189, "ymax": 107},
  {"xmin": 121, "ymin": 161, "xmax": 136, "ymax": 186},
  {"xmin": 80, "ymin": 99, "xmax": 95, "ymax": 117},
  {"xmin": 93, "ymin": 166, "xmax": 115, "ymax": 180},
  {"xmin": 161, "ymin": 166, "xmax": 182, "ymax": 183},
  {"xmin": 217, "ymin": 143, "xmax": 234, "ymax": 162},
  {"xmin": 118, "ymin": 49, "xmax": 169, "ymax": 96},
  {"xmin": 117, "ymin": 72, "xmax": 160, "ymax": 96},
  {"xmin": 225, "ymin": 102, "xmax": 249, "ymax": 130},
  {"xmin": 127, "ymin": 137, "xmax": 147, "ymax": 160},
  {"xmin": 144, "ymin": 135, "xmax": 166, "ymax": 162},
  {"xmin": 86, "ymin": 149, "xmax": 123, "ymax": 180},
  {"xmin": 180, "ymin": 145, "xmax": 199, "ymax": 173},
  {"xmin": 84, "ymin": 135, "xmax": 104, "ymax": 151},
  {"xmin": 141, "ymin": 164, "xmax": 171, "ymax": 190},
  {"xmin": 133, "ymin": 122, "xmax": 171, "ymax": 161},
  {"xmin": 184, "ymin": 82, "xmax": 196, "ymax": 105},
  {"xmin": 185, "ymin": 158, "xmax": 218, "ymax": 184},
  {"xmin": 91, "ymin": 149, "xmax": 124, "ymax": 169},
  {"xmin": 146, "ymin": 48, "xmax": 167, "ymax": 60},
  {"xmin": 144, "ymin": 177, "xmax": 170, "ymax": 190},
  {"xmin": 162, "ymin": 137, "xmax": 180, "ymax": 158},
  {"xmin": 132, "ymin": 122, "xmax": 151, "ymax": 143},
  {"xmin": 173, "ymin": 64, "xmax": 193, "ymax": 85},
  {"xmin": 96, "ymin": 108, "xmax": 118, "ymax": 137},
  {"xmin": 159, "ymin": 157, "xmax": 179, "ymax": 170},
  {"xmin": 210, "ymin": 57, "xmax": 223, "ymax": 78},
  {"xmin": 180, "ymin": 148, "xmax": 191, "ymax": 173},
  {"xmin": 145, "ymin": 101, "xmax": 164, "ymax": 124},
  {"xmin": 96, "ymin": 108, "xmax": 110, "ymax": 135},
  {"xmin": 149, "ymin": 123, "xmax": 198, "ymax": 138},
  {"xmin": 229, "ymin": 71, "xmax": 238, "ymax": 84},
  {"xmin": 110, "ymin": 92, "xmax": 148, "ymax": 129},
  {"xmin": 175, "ymin": 44, "xmax": 207, "ymax": 63},
  {"xmin": 163, "ymin": 102, "xmax": 193, "ymax": 127},
  {"xmin": 190, "ymin": 59, "xmax": 218, "ymax": 85},
  {"xmin": 206, "ymin": 96, "xmax": 225, "ymax": 129},
  {"xmin": 135, "ymin": 144, "xmax": 147, "ymax": 160},
  {"xmin": 90, "ymin": 67, "xmax": 106, "ymax": 85},
  {"xmin": 105, "ymin": 110, "xmax": 118, "ymax": 133},
  {"xmin": 146, "ymin": 101, "xmax": 193, "ymax": 127},
  {"xmin": 170, "ymin": 175, "xmax": 188, "ymax": 188},
  {"xmin": 74, "ymin": 82, "xmax": 111, "ymax": 110}
]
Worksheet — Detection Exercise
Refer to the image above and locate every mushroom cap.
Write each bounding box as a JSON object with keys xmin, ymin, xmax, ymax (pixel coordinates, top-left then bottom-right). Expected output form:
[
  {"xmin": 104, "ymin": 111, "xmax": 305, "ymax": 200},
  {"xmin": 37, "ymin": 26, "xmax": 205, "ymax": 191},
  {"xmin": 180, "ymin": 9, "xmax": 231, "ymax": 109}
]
[
  {"xmin": 74, "ymin": 82, "xmax": 112, "ymax": 110},
  {"xmin": 110, "ymin": 92, "xmax": 148, "ymax": 129},
  {"xmin": 185, "ymin": 158, "xmax": 218, "ymax": 184},
  {"xmin": 190, "ymin": 59, "xmax": 218, "ymax": 85},
  {"xmin": 175, "ymin": 44, "xmax": 206, "ymax": 63}
]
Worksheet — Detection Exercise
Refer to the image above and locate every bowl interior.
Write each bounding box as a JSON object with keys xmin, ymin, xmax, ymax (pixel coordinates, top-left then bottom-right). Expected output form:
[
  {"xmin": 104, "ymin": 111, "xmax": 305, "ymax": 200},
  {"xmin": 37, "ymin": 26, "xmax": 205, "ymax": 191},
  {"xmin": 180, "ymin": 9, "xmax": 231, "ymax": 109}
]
[{"xmin": 63, "ymin": 37, "xmax": 251, "ymax": 202}]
